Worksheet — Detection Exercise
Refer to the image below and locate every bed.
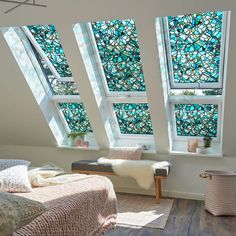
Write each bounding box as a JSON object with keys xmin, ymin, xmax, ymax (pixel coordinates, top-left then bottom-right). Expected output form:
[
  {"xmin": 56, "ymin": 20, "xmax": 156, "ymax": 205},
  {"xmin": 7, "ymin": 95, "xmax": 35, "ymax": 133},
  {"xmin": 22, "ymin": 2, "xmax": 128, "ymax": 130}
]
[{"xmin": 12, "ymin": 175, "xmax": 117, "ymax": 236}]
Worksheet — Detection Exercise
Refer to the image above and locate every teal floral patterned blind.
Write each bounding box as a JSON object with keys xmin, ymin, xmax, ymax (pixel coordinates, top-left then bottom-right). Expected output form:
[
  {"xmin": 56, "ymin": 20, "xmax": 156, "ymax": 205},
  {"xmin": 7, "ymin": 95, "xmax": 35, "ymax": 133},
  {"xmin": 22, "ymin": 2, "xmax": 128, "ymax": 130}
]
[
  {"xmin": 91, "ymin": 19, "xmax": 146, "ymax": 92},
  {"xmin": 113, "ymin": 103, "xmax": 153, "ymax": 135},
  {"xmin": 174, "ymin": 104, "xmax": 218, "ymax": 137},
  {"xmin": 167, "ymin": 11, "xmax": 223, "ymax": 84},
  {"xmin": 27, "ymin": 24, "xmax": 72, "ymax": 78}
]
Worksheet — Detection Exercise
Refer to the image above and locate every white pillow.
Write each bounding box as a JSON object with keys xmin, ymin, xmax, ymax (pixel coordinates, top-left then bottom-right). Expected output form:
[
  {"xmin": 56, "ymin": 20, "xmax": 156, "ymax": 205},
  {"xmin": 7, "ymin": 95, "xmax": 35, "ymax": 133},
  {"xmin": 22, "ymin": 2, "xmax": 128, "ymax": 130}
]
[
  {"xmin": 0, "ymin": 165, "xmax": 32, "ymax": 193},
  {"xmin": 107, "ymin": 147, "xmax": 142, "ymax": 160},
  {"xmin": 0, "ymin": 159, "xmax": 30, "ymax": 171}
]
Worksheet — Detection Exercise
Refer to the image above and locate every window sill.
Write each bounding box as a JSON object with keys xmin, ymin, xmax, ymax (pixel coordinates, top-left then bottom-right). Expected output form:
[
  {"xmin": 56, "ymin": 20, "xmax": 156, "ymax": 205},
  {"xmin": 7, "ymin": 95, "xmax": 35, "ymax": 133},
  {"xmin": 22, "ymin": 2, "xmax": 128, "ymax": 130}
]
[
  {"xmin": 57, "ymin": 145, "xmax": 100, "ymax": 151},
  {"xmin": 169, "ymin": 150, "xmax": 223, "ymax": 158},
  {"xmin": 142, "ymin": 149, "xmax": 157, "ymax": 154},
  {"xmin": 170, "ymin": 140, "xmax": 223, "ymax": 158}
]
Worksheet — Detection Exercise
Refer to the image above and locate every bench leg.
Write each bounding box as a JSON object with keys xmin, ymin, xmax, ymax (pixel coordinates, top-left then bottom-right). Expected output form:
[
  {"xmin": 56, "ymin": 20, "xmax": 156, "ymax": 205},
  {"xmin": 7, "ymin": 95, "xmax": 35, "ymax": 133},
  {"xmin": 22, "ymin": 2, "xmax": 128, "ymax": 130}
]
[{"xmin": 155, "ymin": 176, "xmax": 162, "ymax": 204}]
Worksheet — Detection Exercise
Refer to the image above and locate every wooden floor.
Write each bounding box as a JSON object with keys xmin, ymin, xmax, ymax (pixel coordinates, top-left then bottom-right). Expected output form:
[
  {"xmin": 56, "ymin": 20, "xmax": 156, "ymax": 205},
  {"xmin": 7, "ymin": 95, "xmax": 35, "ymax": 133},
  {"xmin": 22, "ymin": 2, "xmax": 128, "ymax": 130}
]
[{"xmin": 106, "ymin": 198, "xmax": 236, "ymax": 236}]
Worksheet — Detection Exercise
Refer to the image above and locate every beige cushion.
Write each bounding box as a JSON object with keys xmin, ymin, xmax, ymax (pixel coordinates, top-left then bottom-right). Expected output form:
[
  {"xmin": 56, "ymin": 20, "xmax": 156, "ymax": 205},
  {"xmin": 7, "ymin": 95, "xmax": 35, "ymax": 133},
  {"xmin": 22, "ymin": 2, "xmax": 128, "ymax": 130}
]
[
  {"xmin": 0, "ymin": 165, "xmax": 32, "ymax": 193},
  {"xmin": 0, "ymin": 159, "xmax": 30, "ymax": 171},
  {"xmin": 107, "ymin": 147, "xmax": 142, "ymax": 160},
  {"xmin": 0, "ymin": 192, "xmax": 47, "ymax": 235}
]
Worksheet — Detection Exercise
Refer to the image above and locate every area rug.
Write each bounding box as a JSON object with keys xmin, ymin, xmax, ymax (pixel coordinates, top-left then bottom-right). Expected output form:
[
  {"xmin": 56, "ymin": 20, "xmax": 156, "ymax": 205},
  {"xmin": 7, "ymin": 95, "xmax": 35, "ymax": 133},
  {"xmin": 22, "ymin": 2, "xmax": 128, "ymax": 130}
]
[{"xmin": 116, "ymin": 194, "xmax": 173, "ymax": 229}]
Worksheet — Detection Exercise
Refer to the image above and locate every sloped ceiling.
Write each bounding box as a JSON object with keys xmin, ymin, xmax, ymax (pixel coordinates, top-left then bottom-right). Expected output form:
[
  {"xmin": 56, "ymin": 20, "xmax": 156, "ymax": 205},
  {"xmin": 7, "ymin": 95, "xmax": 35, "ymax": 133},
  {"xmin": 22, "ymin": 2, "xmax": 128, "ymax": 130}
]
[{"xmin": 0, "ymin": 0, "xmax": 235, "ymax": 155}]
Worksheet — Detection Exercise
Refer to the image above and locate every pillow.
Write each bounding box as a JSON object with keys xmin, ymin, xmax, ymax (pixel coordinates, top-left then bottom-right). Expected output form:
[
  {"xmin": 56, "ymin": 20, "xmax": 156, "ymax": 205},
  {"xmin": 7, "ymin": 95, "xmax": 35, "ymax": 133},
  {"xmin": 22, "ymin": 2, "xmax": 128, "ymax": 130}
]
[
  {"xmin": 0, "ymin": 192, "xmax": 47, "ymax": 235},
  {"xmin": 0, "ymin": 165, "xmax": 32, "ymax": 193},
  {"xmin": 107, "ymin": 147, "xmax": 142, "ymax": 160},
  {"xmin": 0, "ymin": 159, "xmax": 30, "ymax": 171}
]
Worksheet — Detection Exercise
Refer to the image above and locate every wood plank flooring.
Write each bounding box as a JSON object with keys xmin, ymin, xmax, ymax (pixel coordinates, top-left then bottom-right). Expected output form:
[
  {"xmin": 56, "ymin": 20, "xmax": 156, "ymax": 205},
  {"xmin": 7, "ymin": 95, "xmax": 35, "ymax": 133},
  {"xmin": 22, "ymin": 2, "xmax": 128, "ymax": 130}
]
[{"xmin": 106, "ymin": 198, "xmax": 236, "ymax": 236}]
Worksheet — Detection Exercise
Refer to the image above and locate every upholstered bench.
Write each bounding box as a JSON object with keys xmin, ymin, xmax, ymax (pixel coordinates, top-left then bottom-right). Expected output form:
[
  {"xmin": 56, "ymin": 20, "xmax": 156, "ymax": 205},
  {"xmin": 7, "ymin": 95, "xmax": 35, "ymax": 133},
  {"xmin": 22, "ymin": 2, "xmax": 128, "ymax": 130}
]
[{"xmin": 72, "ymin": 160, "xmax": 170, "ymax": 204}]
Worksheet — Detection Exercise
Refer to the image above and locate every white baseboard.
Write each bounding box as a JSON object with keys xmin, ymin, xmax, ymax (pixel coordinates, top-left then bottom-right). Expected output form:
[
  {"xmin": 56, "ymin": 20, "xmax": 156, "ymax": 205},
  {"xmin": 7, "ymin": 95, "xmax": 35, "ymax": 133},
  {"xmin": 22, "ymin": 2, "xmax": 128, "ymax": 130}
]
[
  {"xmin": 114, "ymin": 186, "xmax": 205, "ymax": 201},
  {"xmin": 114, "ymin": 186, "xmax": 154, "ymax": 196},
  {"xmin": 163, "ymin": 190, "xmax": 204, "ymax": 201}
]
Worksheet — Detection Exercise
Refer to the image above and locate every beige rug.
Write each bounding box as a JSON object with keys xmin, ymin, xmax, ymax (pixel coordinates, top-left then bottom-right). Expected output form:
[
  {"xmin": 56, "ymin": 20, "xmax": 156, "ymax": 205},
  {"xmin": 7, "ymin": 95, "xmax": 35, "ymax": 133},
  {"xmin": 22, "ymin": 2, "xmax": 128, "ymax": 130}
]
[{"xmin": 116, "ymin": 194, "xmax": 173, "ymax": 229}]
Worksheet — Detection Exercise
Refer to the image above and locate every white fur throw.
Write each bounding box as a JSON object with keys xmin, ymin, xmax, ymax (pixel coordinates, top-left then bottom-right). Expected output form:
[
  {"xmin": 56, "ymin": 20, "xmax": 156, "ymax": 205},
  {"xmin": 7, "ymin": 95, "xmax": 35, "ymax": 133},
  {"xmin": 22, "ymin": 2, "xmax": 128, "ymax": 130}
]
[{"xmin": 98, "ymin": 157, "xmax": 170, "ymax": 189}]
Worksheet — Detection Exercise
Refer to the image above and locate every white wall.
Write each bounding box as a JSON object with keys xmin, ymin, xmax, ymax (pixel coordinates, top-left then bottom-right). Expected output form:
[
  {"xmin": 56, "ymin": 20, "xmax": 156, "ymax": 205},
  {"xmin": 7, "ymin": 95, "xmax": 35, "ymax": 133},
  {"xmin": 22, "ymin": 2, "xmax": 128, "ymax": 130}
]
[{"xmin": 0, "ymin": 0, "xmax": 236, "ymax": 200}]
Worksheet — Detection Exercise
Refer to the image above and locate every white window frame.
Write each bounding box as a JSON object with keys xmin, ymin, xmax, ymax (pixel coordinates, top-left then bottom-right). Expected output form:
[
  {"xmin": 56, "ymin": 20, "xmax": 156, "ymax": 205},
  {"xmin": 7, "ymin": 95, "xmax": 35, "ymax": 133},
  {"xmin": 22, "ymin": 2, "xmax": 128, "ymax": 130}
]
[
  {"xmin": 22, "ymin": 26, "xmax": 74, "ymax": 82},
  {"xmin": 163, "ymin": 11, "xmax": 228, "ymax": 89},
  {"xmin": 21, "ymin": 26, "xmax": 95, "ymax": 141},
  {"xmin": 86, "ymin": 22, "xmax": 153, "ymax": 141},
  {"xmin": 156, "ymin": 11, "xmax": 229, "ymax": 145}
]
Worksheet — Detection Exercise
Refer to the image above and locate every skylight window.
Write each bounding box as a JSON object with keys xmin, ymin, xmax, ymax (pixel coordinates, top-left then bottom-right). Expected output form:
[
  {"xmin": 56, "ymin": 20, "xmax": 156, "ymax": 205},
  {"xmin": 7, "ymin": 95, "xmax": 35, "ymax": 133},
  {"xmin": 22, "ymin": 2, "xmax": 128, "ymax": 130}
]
[
  {"xmin": 165, "ymin": 11, "xmax": 225, "ymax": 89},
  {"xmin": 156, "ymin": 10, "xmax": 230, "ymax": 154},
  {"xmin": 2, "ymin": 25, "xmax": 97, "ymax": 148},
  {"xmin": 27, "ymin": 25, "xmax": 72, "ymax": 78},
  {"xmin": 74, "ymin": 19, "xmax": 155, "ymax": 150},
  {"xmin": 91, "ymin": 20, "xmax": 145, "ymax": 92}
]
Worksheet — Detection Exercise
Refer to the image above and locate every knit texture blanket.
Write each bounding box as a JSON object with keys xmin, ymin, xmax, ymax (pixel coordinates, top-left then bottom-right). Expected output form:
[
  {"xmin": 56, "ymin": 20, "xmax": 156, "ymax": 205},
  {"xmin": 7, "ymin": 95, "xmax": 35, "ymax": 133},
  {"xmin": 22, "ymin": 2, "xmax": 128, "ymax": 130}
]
[
  {"xmin": 13, "ymin": 175, "xmax": 117, "ymax": 236},
  {"xmin": 98, "ymin": 157, "xmax": 170, "ymax": 189}
]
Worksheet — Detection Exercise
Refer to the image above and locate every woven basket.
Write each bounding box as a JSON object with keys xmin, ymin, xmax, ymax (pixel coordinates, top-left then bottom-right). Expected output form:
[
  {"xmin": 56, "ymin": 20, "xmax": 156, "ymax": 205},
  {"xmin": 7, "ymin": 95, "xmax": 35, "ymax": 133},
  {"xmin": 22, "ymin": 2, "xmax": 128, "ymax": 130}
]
[{"xmin": 200, "ymin": 170, "xmax": 236, "ymax": 216}]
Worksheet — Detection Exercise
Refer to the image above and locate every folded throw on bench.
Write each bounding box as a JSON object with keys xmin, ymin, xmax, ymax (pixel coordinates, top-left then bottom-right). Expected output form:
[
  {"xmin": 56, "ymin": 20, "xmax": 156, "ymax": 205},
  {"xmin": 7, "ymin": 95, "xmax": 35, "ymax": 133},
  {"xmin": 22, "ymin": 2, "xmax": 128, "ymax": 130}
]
[
  {"xmin": 28, "ymin": 163, "xmax": 93, "ymax": 187},
  {"xmin": 98, "ymin": 157, "xmax": 170, "ymax": 189}
]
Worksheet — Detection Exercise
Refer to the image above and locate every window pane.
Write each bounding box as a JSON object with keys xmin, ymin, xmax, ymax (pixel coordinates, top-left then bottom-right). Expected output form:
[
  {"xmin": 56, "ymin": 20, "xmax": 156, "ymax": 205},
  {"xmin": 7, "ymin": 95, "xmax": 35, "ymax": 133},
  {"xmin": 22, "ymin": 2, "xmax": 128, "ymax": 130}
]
[
  {"xmin": 59, "ymin": 103, "xmax": 93, "ymax": 133},
  {"xmin": 113, "ymin": 103, "xmax": 153, "ymax": 135},
  {"xmin": 167, "ymin": 11, "xmax": 223, "ymax": 84},
  {"xmin": 31, "ymin": 41, "xmax": 79, "ymax": 95},
  {"xmin": 46, "ymin": 76, "xmax": 79, "ymax": 95},
  {"xmin": 91, "ymin": 19, "xmax": 146, "ymax": 92},
  {"xmin": 39, "ymin": 56, "xmax": 79, "ymax": 95},
  {"xmin": 27, "ymin": 24, "xmax": 72, "ymax": 78},
  {"xmin": 174, "ymin": 104, "xmax": 218, "ymax": 137}
]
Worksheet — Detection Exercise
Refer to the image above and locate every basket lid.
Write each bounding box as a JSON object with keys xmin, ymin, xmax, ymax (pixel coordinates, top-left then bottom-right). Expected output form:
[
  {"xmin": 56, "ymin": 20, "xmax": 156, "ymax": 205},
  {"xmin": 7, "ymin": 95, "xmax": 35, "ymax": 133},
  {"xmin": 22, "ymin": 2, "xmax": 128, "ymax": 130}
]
[{"xmin": 204, "ymin": 170, "xmax": 236, "ymax": 176}]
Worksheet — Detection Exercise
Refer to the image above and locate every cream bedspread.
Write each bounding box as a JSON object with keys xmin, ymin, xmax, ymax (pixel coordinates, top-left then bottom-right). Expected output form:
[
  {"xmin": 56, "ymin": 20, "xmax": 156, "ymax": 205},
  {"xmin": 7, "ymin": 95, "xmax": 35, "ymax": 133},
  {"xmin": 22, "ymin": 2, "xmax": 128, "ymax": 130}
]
[{"xmin": 13, "ymin": 175, "xmax": 117, "ymax": 236}]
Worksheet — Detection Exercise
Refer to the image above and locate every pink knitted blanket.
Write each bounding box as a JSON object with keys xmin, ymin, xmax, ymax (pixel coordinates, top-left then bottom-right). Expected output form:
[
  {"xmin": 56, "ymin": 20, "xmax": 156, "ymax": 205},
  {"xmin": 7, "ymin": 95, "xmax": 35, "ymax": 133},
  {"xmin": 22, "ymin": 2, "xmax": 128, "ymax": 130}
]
[{"xmin": 13, "ymin": 175, "xmax": 117, "ymax": 236}]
